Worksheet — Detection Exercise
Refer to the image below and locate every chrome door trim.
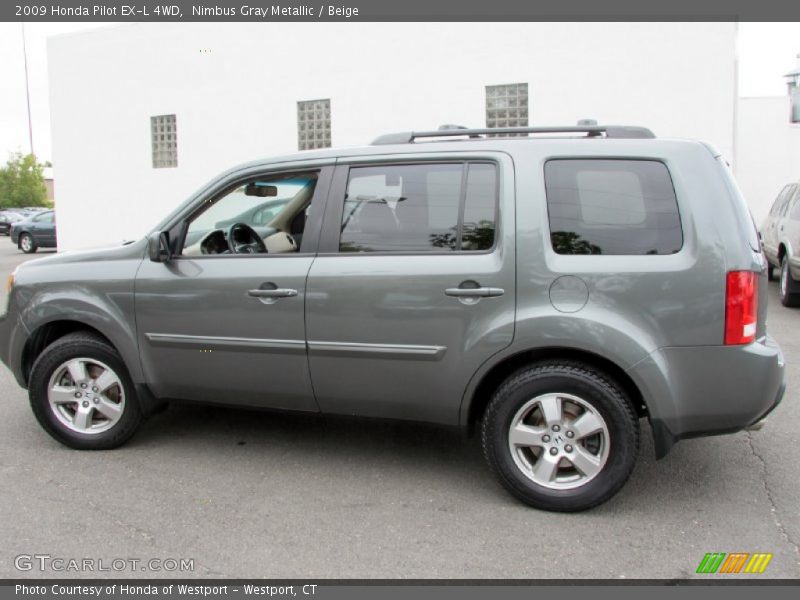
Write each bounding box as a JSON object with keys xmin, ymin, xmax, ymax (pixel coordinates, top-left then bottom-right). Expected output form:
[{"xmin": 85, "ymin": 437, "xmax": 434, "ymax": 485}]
[{"xmin": 307, "ymin": 341, "xmax": 447, "ymax": 361}]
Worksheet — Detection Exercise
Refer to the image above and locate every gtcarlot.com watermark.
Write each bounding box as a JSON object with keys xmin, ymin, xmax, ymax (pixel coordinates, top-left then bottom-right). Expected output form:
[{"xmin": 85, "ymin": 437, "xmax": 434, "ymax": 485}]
[{"xmin": 14, "ymin": 554, "xmax": 195, "ymax": 573}]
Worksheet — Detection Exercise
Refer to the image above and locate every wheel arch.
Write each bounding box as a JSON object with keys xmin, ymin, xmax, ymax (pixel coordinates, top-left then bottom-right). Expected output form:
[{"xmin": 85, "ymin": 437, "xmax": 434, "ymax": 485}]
[
  {"xmin": 778, "ymin": 242, "xmax": 787, "ymax": 263},
  {"xmin": 21, "ymin": 316, "xmax": 142, "ymax": 387},
  {"xmin": 461, "ymin": 346, "xmax": 647, "ymax": 434}
]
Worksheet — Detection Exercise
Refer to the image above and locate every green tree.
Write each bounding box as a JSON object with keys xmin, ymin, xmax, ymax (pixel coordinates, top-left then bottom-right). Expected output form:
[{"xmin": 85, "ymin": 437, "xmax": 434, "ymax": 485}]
[{"xmin": 0, "ymin": 153, "xmax": 49, "ymax": 209}]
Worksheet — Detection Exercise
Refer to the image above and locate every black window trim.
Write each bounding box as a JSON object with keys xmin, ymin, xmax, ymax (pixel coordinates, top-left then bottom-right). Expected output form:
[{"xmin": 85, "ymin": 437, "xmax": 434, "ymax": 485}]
[
  {"xmin": 542, "ymin": 156, "xmax": 685, "ymax": 257},
  {"xmin": 316, "ymin": 159, "xmax": 501, "ymax": 256}
]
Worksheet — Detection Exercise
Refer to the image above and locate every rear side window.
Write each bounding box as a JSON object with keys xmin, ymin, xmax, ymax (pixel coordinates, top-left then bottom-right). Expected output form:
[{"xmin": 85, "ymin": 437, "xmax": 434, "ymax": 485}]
[
  {"xmin": 545, "ymin": 159, "xmax": 682, "ymax": 255},
  {"xmin": 339, "ymin": 162, "xmax": 497, "ymax": 253}
]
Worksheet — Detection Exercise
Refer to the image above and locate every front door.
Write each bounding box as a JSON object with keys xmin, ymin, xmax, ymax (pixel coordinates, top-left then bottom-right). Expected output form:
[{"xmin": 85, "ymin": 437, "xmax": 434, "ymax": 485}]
[
  {"xmin": 305, "ymin": 156, "xmax": 516, "ymax": 425},
  {"xmin": 135, "ymin": 166, "xmax": 332, "ymax": 411}
]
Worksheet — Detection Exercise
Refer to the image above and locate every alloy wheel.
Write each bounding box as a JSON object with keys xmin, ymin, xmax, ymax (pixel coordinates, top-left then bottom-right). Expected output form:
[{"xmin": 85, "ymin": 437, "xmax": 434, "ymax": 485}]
[
  {"xmin": 507, "ymin": 393, "xmax": 610, "ymax": 490},
  {"xmin": 46, "ymin": 358, "xmax": 126, "ymax": 434}
]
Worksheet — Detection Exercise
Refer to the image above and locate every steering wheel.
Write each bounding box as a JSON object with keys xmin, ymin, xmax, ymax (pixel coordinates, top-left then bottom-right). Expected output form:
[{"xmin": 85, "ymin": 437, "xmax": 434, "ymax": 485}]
[{"xmin": 226, "ymin": 223, "xmax": 267, "ymax": 254}]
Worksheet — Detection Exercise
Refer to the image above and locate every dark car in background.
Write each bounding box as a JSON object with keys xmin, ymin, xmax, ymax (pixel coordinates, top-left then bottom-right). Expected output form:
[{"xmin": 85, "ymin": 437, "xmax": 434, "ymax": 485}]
[
  {"xmin": 0, "ymin": 211, "xmax": 25, "ymax": 236},
  {"xmin": 10, "ymin": 210, "xmax": 57, "ymax": 253}
]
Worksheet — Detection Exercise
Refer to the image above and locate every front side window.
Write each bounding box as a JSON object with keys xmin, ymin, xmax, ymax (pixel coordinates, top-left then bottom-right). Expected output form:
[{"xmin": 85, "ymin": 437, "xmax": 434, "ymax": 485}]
[
  {"xmin": 545, "ymin": 159, "xmax": 682, "ymax": 255},
  {"xmin": 181, "ymin": 172, "xmax": 318, "ymax": 256},
  {"xmin": 789, "ymin": 190, "xmax": 800, "ymax": 220},
  {"xmin": 770, "ymin": 186, "xmax": 792, "ymax": 216},
  {"xmin": 780, "ymin": 185, "xmax": 798, "ymax": 216},
  {"xmin": 339, "ymin": 162, "xmax": 497, "ymax": 253}
]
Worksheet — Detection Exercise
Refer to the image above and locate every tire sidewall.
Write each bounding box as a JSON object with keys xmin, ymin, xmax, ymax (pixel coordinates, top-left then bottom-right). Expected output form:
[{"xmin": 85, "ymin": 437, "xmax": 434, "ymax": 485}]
[
  {"xmin": 29, "ymin": 338, "xmax": 141, "ymax": 449},
  {"xmin": 485, "ymin": 367, "xmax": 638, "ymax": 511},
  {"xmin": 780, "ymin": 256, "xmax": 800, "ymax": 307}
]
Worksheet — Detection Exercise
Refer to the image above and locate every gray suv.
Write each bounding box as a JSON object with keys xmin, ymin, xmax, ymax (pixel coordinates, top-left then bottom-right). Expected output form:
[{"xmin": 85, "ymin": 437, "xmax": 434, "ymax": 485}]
[{"xmin": 0, "ymin": 125, "xmax": 785, "ymax": 511}]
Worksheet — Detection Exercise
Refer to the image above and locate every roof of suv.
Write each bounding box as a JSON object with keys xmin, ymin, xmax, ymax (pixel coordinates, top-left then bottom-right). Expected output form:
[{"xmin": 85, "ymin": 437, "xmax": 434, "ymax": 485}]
[{"xmin": 269, "ymin": 123, "xmax": 719, "ymax": 164}]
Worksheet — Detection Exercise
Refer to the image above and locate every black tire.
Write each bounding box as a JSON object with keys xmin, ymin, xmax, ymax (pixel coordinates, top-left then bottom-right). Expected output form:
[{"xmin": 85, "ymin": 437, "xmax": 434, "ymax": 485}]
[
  {"xmin": 767, "ymin": 264, "xmax": 775, "ymax": 281},
  {"xmin": 28, "ymin": 331, "xmax": 143, "ymax": 449},
  {"xmin": 779, "ymin": 256, "xmax": 800, "ymax": 307},
  {"xmin": 481, "ymin": 361, "xmax": 639, "ymax": 512},
  {"xmin": 19, "ymin": 233, "xmax": 37, "ymax": 254}
]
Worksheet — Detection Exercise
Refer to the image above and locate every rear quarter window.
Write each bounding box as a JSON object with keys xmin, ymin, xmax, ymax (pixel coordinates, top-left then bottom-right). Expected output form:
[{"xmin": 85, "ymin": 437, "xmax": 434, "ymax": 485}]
[{"xmin": 544, "ymin": 159, "xmax": 682, "ymax": 255}]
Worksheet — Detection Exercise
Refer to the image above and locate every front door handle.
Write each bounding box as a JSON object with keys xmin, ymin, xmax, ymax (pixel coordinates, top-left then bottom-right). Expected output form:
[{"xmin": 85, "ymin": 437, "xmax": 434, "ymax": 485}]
[
  {"xmin": 248, "ymin": 288, "xmax": 298, "ymax": 299},
  {"xmin": 247, "ymin": 283, "xmax": 298, "ymax": 304}
]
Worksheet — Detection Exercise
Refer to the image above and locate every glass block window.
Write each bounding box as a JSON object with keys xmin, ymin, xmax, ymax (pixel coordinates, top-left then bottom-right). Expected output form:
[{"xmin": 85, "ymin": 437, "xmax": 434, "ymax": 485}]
[
  {"xmin": 486, "ymin": 83, "xmax": 529, "ymax": 134},
  {"xmin": 151, "ymin": 114, "xmax": 178, "ymax": 168},
  {"xmin": 297, "ymin": 99, "xmax": 332, "ymax": 151}
]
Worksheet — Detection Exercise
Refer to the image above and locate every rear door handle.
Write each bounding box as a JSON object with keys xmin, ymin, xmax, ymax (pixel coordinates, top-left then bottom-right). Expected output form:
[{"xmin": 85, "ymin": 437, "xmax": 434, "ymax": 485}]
[{"xmin": 445, "ymin": 287, "xmax": 504, "ymax": 298}]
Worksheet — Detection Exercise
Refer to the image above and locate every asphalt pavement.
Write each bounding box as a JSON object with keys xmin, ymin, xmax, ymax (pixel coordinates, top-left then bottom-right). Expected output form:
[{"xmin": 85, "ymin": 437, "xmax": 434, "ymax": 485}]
[{"xmin": 0, "ymin": 241, "xmax": 797, "ymax": 579}]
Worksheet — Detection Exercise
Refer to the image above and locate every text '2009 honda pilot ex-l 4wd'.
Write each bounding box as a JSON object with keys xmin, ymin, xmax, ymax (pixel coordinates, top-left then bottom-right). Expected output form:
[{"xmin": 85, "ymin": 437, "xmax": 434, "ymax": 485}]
[{"xmin": 0, "ymin": 124, "xmax": 786, "ymax": 511}]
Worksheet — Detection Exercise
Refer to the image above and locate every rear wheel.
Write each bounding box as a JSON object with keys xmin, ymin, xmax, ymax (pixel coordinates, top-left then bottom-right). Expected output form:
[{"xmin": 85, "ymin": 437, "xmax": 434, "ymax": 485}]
[
  {"xmin": 481, "ymin": 362, "xmax": 639, "ymax": 512},
  {"xmin": 28, "ymin": 332, "xmax": 143, "ymax": 449},
  {"xmin": 780, "ymin": 256, "xmax": 800, "ymax": 307},
  {"xmin": 767, "ymin": 264, "xmax": 775, "ymax": 281},
  {"xmin": 19, "ymin": 233, "xmax": 37, "ymax": 254}
]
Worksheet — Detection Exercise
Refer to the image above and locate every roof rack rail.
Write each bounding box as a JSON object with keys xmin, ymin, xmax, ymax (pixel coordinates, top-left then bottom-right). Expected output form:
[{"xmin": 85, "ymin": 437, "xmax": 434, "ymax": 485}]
[{"xmin": 371, "ymin": 125, "xmax": 655, "ymax": 145}]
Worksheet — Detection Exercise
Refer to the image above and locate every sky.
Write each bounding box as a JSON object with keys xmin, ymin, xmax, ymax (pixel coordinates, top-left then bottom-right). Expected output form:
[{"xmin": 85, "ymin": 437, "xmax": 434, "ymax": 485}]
[{"xmin": 0, "ymin": 22, "xmax": 799, "ymax": 164}]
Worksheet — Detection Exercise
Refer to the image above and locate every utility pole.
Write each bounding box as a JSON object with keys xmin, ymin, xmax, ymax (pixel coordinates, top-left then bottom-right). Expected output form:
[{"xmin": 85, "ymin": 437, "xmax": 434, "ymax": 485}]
[{"xmin": 21, "ymin": 22, "xmax": 34, "ymax": 157}]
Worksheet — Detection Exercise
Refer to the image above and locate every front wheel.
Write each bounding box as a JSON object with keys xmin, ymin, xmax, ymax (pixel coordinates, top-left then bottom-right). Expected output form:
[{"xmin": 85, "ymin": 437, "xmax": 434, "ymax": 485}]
[
  {"xmin": 481, "ymin": 362, "xmax": 639, "ymax": 512},
  {"xmin": 28, "ymin": 332, "xmax": 143, "ymax": 449},
  {"xmin": 19, "ymin": 233, "xmax": 37, "ymax": 253}
]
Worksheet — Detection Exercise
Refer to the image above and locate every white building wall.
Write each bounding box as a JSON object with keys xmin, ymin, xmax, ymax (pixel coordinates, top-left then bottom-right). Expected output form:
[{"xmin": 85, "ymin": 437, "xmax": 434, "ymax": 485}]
[
  {"xmin": 48, "ymin": 22, "xmax": 737, "ymax": 250},
  {"xmin": 735, "ymin": 96, "xmax": 800, "ymax": 225}
]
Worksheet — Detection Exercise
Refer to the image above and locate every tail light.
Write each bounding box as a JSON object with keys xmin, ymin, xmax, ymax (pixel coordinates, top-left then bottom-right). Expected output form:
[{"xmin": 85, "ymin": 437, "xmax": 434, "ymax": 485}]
[{"xmin": 725, "ymin": 271, "xmax": 757, "ymax": 345}]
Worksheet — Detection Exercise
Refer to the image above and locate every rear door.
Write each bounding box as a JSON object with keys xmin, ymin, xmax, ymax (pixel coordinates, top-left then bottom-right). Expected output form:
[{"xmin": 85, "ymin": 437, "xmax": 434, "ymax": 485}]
[
  {"xmin": 30, "ymin": 211, "xmax": 56, "ymax": 247},
  {"xmin": 762, "ymin": 185, "xmax": 793, "ymax": 262},
  {"xmin": 305, "ymin": 153, "xmax": 516, "ymax": 425}
]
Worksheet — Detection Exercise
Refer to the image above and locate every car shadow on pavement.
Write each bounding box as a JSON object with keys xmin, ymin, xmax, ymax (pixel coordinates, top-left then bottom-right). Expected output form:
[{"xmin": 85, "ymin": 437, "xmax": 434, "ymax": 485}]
[{"xmin": 131, "ymin": 402, "xmax": 750, "ymax": 514}]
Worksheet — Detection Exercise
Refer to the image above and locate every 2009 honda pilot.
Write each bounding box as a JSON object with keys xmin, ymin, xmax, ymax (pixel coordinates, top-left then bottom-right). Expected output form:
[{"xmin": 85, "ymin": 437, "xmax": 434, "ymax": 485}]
[{"xmin": 0, "ymin": 124, "xmax": 786, "ymax": 511}]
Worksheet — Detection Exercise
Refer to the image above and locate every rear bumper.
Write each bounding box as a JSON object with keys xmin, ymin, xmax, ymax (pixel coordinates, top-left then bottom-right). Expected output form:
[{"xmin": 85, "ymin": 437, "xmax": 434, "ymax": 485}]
[{"xmin": 628, "ymin": 335, "xmax": 785, "ymax": 458}]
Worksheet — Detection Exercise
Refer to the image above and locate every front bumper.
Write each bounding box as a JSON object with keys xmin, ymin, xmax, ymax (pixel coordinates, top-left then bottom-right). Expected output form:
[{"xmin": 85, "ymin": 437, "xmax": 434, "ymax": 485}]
[
  {"xmin": 628, "ymin": 334, "xmax": 785, "ymax": 458},
  {"xmin": 0, "ymin": 312, "xmax": 31, "ymax": 388}
]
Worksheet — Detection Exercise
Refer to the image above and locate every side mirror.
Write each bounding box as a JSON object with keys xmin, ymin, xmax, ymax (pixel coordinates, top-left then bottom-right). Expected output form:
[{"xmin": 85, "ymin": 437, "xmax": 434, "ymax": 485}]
[{"xmin": 148, "ymin": 231, "xmax": 172, "ymax": 262}]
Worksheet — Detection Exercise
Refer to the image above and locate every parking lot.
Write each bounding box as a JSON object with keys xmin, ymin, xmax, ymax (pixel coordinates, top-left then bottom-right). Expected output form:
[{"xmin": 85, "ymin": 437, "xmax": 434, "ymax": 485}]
[{"xmin": 0, "ymin": 241, "xmax": 797, "ymax": 580}]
